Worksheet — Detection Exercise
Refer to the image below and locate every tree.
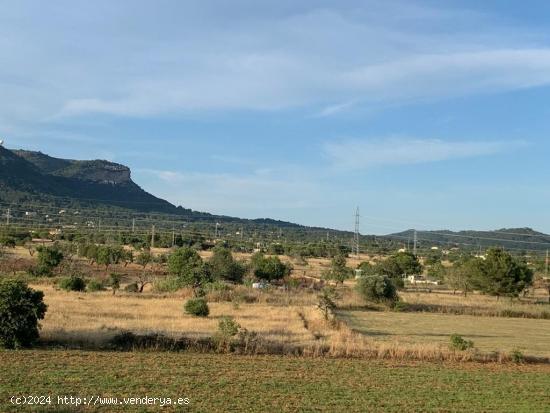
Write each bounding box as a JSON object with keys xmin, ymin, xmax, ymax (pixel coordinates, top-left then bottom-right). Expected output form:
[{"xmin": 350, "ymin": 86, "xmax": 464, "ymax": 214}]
[
  {"xmin": 393, "ymin": 251, "xmax": 423, "ymax": 276},
  {"xmin": 208, "ymin": 246, "xmax": 245, "ymax": 283},
  {"xmin": 136, "ymin": 251, "xmax": 153, "ymax": 269},
  {"xmin": 36, "ymin": 245, "xmax": 64, "ymax": 275},
  {"xmin": 317, "ymin": 287, "xmax": 338, "ymax": 320},
  {"xmin": 96, "ymin": 246, "xmax": 124, "ymax": 270},
  {"xmin": 250, "ymin": 252, "xmax": 291, "ymax": 282},
  {"xmin": 374, "ymin": 252, "xmax": 422, "ymax": 288},
  {"xmin": 475, "ymin": 248, "xmax": 534, "ymax": 299},
  {"xmin": 427, "ymin": 261, "xmax": 447, "ymax": 280},
  {"xmin": 136, "ymin": 271, "xmax": 153, "ymax": 293},
  {"xmin": 357, "ymin": 261, "xmax": 378, "ymax": 276},
  {"xmin": 323, "ymin": 254, "xmax": 351, "ymax": 285},
  {"xmin": 0, "ymin": 279, "xmax": 47, "ymax": 348},
  {"xmin": 168, "ymin": 247, "xmax": 209, "ymax": 292},
  {"xmin": 109, "ymin": 273, "xmax": 121, "ymax": 295},
  {"xmin": 444, "ymin": 260, "xmax": 477, "ymax": 296},
  {"xmin": 424, "ymin": 249, "xmax": 442, "ymax": 266},
  {"xmin": 356, "ymin": 275, "xmax": 399, "ymax": 305}
]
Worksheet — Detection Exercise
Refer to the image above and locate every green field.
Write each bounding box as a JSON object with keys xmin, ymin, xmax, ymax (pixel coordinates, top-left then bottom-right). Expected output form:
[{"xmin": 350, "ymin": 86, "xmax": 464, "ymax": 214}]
[
  {"xmin": 1, "ymin": 351, "xmax": 549, "ymax": 412},
  {"xmin": 338, "ymin": 310, "xmax": 550, "ymax": 357}
]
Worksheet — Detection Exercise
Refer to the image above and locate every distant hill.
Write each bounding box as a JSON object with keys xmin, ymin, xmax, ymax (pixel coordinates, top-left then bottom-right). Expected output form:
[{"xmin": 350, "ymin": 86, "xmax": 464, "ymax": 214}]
[
  {"xmin": 388, "ymin": 228, "xmax": 550, "ymax": 252},
  {"xmin": 0, "ymin": 146, "xmax": 308, "ymax": 229},
  {"xmin": 1, "ymin": 147, "xmax": 180, "ymax": 213}
]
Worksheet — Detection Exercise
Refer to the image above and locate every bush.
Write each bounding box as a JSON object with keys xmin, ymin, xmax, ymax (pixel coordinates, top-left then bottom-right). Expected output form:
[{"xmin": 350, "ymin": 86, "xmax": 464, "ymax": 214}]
[
  {"xmin": 250, "ymin": 253, "xmax": 291, "ymax": 282},
  {"xmin": 59, "ymin": 276, "xmax": 86, "ymax": 292},
  {"xmin": 153, "ymin": 277, "xmax": 185, "ymax": 293},
  {"xmin": 392, "ymin": 301, "xmax": 409, "ymax": 312},
  {"xmin": 511, "ymin": 349, "xmax": 524, "ymax": 363},
  {"xmin": 109, "ymin": 273, "xmax": 121, "ymax": 295},
  {"xmin": 215, "ymin": 316, "xmax": 241, "ymax": 352},
  {"xmin": 0, "ymin": 279, "xmax": 47, "ymax": 348},
  {"xmin": 124, "ymin": 282, "xmax": 139, "ymax": 293},
  {"xmin": 87, "ymin": 279, "xmax": 105, "ymax": 292},
  {"xmin": 218, "ymin": 316, "xmax": 240, "ymax": 338},
  {"xmin": 184, "ymin": 298, "xmax": 209, "ymax": 317},
  {"xmin": 356, "ymin": 275, "xmax": 399, "ymax": 304},
  {"xmin": 449, "ymin": 334, "xmax": 474, "ymax": 351}
]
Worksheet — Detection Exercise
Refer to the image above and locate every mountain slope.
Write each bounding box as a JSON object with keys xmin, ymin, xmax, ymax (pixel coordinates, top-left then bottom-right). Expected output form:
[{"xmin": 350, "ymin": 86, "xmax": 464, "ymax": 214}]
[
  {"xmin": 0, "ymin": 147, "xmax": 304, "ymax": 227},
  {"xmin": 387, "ymin": 228, "xmax": 550, "ymax": 251},
  {"xmin": 0, "ymin": 147, "xmax": 182, "ymax": 213}
]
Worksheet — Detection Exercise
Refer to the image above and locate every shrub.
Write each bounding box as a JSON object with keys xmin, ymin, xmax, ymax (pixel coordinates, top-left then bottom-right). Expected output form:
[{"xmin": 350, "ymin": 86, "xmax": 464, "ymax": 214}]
[
  {"xmin": 153, "ymin": 277, "xmax": 185, "ymax": 293},
  {"xmin": 356, "ymin": 275, "xmax": 399, "ymax": 305},
  {"xmin": 184, "ymin": 298, "xmax": 209, "ymax": 317},
  {"xmin": 0, "ymin": 279, "xmax": 47, "ymax": 348},
  {"xmin": 511, "ymin": 349, "xmax": 524, "ymax": 363},
  {"xmin": 392, "ymin": 301, "xmax": 409, "ymax": 312},
  {"xmin": 124, "ymin": 282, "xmax": 139, "ymax": 293},
  {"xmin": 218, "ymin": 316, "xmax": 240, "ymax": 338},
  {"xmin": 250, "ymin": 253, "xmax": 291, "ymax": 282},
  {"xmin": 317, "ymin": 287, "xmax": 338, "ymax": 321},
  {"xmin": 59, "ymin": 276, "xmax": 86, "ymax": 292},
  {"xmin": 109, "ymin": 273, "xmax": 121, "ymax": 295},
  {"xmin": 449, "ymin": 334, "xmax": 474, "ymax": 351},
  {"xmin": 208, "ymin": 247, "xmax": 245, "ymax": 283},
  {"xmin": 87, "ymin": 279, "xmax": 105, "ymax": 292},
  {"xmin": 36, "ymin": 246, "xmax": 64, "ymax": 275},
  {"xmin": 216, "ymin": 316, "xmax": 241, "ymax": 352}
]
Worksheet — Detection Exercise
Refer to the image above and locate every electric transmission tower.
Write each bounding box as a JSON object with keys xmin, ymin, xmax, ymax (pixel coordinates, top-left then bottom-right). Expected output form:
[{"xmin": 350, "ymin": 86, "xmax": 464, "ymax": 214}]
[
  {"xmin": 413, "ymin": 229, "xmax": 418, "ymax": 256},
  {"xmin": 354, "ymin": 207, "xmax": 360, "ymax": 258}
]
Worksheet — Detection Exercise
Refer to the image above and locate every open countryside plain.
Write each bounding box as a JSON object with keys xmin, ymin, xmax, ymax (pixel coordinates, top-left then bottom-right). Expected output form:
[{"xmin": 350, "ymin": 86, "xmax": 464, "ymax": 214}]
[{"xmin": 2, "ymin": 351, "xmax": 550, "ymax": 413}]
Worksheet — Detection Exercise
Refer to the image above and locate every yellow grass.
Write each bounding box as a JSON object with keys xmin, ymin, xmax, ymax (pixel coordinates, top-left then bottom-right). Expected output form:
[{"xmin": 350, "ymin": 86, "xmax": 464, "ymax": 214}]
[
  {"xmin": 400, "ymin": 290, "xmax": 550, "ymax": 318},
  {"xmin": 37, "ymin": 286, "xmax": 316, "ymax": 347},
  {"xmin": 338, "ymin": 310, "xmax": 550, "ymax": 357},
  {"xmin": 32, "ymin": 285, "xmax": 545, "ymax": 362}
]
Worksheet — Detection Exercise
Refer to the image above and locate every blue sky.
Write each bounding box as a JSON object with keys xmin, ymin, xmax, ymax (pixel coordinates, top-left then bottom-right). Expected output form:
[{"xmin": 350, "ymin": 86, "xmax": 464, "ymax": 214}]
[{"xmin": 1, "ymin": 0, "xmax": 549, "ymax": 234}]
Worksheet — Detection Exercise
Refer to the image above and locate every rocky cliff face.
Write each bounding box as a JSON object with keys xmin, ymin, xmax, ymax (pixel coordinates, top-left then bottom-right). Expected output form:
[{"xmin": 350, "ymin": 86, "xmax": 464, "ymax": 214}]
[{"xmin": 14, "ymin": 151, "xmax": 132, "ymax": 185}]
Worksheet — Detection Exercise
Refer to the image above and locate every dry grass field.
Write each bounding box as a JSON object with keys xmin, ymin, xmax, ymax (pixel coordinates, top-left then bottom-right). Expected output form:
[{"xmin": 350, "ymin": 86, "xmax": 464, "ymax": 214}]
[
  {"xmin": 30, "ymin": 285, "xmax": 548, "ymax": 362},
  {"xmin": 37, "ymin": 286, "xmax": 319, "ymax": 348},
  {"xmin": 338, "ymin": 310, "xmax": 550, "ymax": 357},
  {"xmin": 398, "ymin": 290, "xmax": 550, "ymax": 319}
]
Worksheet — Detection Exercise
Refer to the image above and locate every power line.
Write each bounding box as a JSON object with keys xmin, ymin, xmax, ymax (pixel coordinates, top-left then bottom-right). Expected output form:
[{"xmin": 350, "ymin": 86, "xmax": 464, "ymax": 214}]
[{"xmin": 354, "ymin": 207, "xmax": 360, "ymax": 258}]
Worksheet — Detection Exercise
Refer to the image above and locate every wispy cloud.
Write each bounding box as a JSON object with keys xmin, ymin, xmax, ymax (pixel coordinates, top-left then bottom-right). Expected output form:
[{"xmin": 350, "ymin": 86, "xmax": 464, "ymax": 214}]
[
  {"xmin": 324, "ymin": 138, "xmax": 526, "ymax": 170},
  {"xmin": 2, "ymin": 1, "xmax": 550, "ymax": 122}
]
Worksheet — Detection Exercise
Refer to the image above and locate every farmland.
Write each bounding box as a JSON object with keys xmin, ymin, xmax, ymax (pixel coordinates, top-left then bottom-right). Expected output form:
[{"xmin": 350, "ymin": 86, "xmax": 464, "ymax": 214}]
[
  {"xmin": 338, "ymin": 310, "xmax": 550, "ymax": 357},
  {"xmin": 1, "ymin": 351, "xmax": 550, "ymax": 412}
]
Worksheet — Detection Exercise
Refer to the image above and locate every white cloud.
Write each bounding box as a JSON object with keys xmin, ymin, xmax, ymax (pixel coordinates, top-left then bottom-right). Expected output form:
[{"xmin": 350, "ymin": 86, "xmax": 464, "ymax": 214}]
[
  {"xmin": 324, "ymin": 138, "xmax": 526, "ymax": 170},
  {"xmin": 2, "ymin": 1, "xmax": 550, "ymax": 122}
]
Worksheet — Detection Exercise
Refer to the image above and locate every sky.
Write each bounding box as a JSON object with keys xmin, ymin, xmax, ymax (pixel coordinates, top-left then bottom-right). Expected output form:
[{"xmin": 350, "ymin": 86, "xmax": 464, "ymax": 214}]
[{"xmin": 1, "ymin": 0, "xmax": 550, "ymax": 234}]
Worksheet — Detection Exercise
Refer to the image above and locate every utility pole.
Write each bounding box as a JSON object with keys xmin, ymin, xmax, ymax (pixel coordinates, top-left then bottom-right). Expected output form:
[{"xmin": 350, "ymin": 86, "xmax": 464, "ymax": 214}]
[
  {"xmin": 413, "ymin": 229, "xmax": 417, "ymax": 256},
  {"xmin": 546, "ymin": 250, "xmax": 549, "ymax": 277},
  {"xmin": 354, "ymin": 207, "xmax": 360, "ymax": 258},
  {"xmin": 98, "ymin": 219, "xmax": 101, "ymax": 232},
  {"xmin": 240, "ymin": 227, "xmax": 244, "ymax": 240},
  {"xmin": 132, "ymin": 218, "xmax": 135, "ymax": 233},
  {"xmin": 151, "ymin": 225, "xmax": 155, "ymax": 249},
  {"xmin": 6, "ymin": 208, "xmax": 10, "ymax": 226},
  {"xmin": 215, "ymin": 223, "xmax": 220, "ymax": 239},
  {"xmin": 172, "ymin": 227, "xmax": 175, "ymax": 248}
]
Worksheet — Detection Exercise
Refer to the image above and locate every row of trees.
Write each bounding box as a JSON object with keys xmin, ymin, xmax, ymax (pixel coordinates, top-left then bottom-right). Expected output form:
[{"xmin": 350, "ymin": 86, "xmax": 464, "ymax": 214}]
[
  {"xmin": 167, "ymin": 247, "xmax": 292, "ymax": 295},
  {"xmin": 445, "ymin": 248, "xmax": 533, "ymax": 298}
]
